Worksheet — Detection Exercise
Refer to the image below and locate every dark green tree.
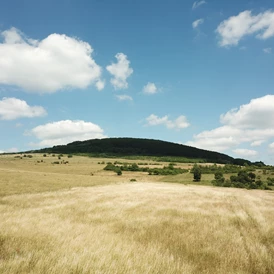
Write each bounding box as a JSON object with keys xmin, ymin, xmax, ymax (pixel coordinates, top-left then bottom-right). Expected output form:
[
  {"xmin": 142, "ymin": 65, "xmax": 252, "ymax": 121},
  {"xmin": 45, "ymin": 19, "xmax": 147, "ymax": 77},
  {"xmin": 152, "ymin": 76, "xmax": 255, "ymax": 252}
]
[
  {"xmin": 193, "ymin": 164, "xmax": 202, "ymax": 182},
  {"xmin": 116, "ymin": 168, "xmax": 122, "ymax": 176},
  {"xmin": 212, "ymin": 171, "xmax": 225, "ymax": 186}
]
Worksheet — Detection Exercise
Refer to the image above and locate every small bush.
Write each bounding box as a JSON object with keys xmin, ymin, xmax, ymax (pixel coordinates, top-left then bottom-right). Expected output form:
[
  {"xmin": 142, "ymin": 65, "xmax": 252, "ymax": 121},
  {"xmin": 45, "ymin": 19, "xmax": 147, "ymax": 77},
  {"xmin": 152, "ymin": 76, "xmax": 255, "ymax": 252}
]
[
  {"xmin": 130, "ymin": 179, "xmax": 137, "ymax": 182},
  {"xmin": 116, "ymin": 169, "xmax": 122, "ymax": 176}
]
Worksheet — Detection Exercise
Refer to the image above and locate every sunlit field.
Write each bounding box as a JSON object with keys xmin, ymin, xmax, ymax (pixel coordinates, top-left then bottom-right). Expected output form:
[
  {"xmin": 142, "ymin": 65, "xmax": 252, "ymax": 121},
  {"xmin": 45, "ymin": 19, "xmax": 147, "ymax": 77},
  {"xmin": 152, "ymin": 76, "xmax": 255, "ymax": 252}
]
[{"xmin": 0, "ymin": 154, "xmax": 273, "ymax": 273}]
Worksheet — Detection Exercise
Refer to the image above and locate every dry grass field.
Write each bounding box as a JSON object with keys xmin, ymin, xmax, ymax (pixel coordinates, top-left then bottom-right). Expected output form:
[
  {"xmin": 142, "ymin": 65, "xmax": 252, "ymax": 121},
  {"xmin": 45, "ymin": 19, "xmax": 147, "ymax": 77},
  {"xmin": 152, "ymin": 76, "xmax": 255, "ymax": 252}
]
[{"xmin": 0, "ymin": 154, "xmax": 273, "ymax": 273}]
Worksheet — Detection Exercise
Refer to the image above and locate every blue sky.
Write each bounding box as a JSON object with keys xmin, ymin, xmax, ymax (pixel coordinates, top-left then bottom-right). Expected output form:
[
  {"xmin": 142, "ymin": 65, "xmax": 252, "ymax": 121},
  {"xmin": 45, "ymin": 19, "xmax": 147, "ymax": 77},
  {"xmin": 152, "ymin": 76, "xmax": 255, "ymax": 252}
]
[{"xmin": 0, "ymin": 0, "xmax": 274, "ymax": 164}]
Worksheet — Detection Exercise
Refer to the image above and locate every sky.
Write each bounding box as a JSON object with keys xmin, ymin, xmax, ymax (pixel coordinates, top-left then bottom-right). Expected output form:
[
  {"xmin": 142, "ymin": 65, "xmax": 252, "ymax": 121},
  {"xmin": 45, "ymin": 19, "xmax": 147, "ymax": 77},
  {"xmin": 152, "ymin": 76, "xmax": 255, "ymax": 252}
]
[{"xmin": 0, "ymin": 0, "xmax": 274, "ymax": 164}]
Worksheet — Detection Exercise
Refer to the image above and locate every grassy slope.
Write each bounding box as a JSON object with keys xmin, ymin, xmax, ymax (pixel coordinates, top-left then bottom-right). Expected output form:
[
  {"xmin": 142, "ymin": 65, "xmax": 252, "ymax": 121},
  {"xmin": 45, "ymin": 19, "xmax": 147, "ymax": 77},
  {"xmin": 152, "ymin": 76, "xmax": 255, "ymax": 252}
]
[{"xmin": 0, "ymin": 154, "xmax": 274, "ymax": 274}]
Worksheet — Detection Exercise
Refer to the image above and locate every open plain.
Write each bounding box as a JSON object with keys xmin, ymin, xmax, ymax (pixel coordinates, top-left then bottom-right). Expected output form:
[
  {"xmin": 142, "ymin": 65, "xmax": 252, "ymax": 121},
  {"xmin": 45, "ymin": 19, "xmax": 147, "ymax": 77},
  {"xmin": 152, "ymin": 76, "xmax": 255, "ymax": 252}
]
[{"xmin": 0, "ymin": 154, "xmax": 273, "ymax": 274}]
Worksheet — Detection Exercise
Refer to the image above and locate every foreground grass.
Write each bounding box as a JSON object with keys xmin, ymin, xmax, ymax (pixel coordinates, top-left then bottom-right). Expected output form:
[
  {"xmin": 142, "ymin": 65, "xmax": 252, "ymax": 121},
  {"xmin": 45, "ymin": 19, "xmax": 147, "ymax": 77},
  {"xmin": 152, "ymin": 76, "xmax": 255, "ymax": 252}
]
[
  {"xmin": 1, "ymin": 154, "xmax": 274, "ymax": 273},
  {"xmin": 0, "ymin": 182, "xmax": 273, "ymax": 274}
]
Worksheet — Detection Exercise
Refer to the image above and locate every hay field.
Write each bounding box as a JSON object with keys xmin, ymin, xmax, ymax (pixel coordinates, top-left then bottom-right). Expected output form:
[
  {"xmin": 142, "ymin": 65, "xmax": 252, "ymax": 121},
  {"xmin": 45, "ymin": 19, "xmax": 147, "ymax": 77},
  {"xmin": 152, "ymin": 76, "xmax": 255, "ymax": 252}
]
[{"xmin": 0, "ymin": 154, "xmax": 273, "ymax": 274}]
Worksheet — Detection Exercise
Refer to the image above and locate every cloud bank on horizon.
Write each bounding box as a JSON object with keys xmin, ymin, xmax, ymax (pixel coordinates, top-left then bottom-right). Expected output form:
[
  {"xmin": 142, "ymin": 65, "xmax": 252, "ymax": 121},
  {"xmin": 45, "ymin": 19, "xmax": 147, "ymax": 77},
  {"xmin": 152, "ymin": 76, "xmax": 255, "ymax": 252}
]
[{"xmin": 186, "ymin": 95, "xmax": 274, "ymax": 154}]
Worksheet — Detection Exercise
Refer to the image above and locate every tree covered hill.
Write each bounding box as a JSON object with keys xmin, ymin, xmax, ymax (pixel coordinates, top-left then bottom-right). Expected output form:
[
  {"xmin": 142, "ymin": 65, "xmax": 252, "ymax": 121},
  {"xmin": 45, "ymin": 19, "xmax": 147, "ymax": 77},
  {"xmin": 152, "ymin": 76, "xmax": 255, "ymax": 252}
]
[{"xmin": 35, "ymin": 137, "xmax": 244, "ymax": 164}]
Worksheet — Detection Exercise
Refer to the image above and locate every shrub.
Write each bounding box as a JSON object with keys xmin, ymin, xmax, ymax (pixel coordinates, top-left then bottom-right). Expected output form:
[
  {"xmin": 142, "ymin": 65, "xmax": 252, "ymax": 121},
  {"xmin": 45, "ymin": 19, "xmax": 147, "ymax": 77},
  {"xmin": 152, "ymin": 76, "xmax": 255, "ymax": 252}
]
[
  {"xmin": 267, "ymin": 177, "xmax": 274, "ymax": 186},
  {"xmin": 116, "ymin": 169, "xmax": 122, "ymax": 176}
]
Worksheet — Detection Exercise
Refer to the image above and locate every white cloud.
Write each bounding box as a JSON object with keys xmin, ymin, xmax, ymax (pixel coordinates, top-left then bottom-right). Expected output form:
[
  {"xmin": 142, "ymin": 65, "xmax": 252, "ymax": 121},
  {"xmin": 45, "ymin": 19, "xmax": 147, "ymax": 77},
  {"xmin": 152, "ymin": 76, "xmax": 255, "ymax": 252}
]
[
  {"xmin": 186, "ymin": 127, "xmax": 241, "ymax": 151},
  {"xmin": 0, "ymin": 147, "xmax": 19, "ymax": 153},
  {"xmin": 0, "ymin": 97, "xmax": 47, "ymax": 120},
  {"xmin": 106, "ymin": 53, "xmax": 133, "ymax": 90},
  {"xmin": 192, "ymin": 1, "xmax": 206, "ymax": 10},
  {"xmin": 29, "ymin": 120, "xmax": 106, "ymax": 147},
  {"xmin": 186, "ymin": 95, "xmax": 274, "ymax": 152},
  {"xmin": 263, "ymin": 48, "xmax": 272, "ymax": 54},
  {"xmin": 143, "ymin": 82, "xmax": 158, "ymax": 94},
  {"xmin": 116, "ymin": 94, "xmax": 133, "ymax": 101},
  {"xmin": 251, "ymin": 140, "xmax": 264, "ymax": 147},
  {"xmin": 269, "ymin": 142, "xmax": 274, "ymax": 152},
  {"xmin": 216, "ymin": 10, "xmax": 274, "ymax": 47},
  {"xmin": 220, "ymin": 95, "xmax": 274, "ymax": 129},
  {"xmin": 233, "ymin": 149, "xmax": 258, "ymax": 157},
  {"xmin": 146, "ymin": 114, "xmax": 190, "ymax": 130},
  {"xmin": 95, "ymin": 80, "xmax": 105, "ymax": 91},
  {"xmin": 192, "ymin": 19, "xmax": 204, "ymax": 29},
  {"xmin": 0, "ymin": 27, "xmax": 103, "ymax": 93}
]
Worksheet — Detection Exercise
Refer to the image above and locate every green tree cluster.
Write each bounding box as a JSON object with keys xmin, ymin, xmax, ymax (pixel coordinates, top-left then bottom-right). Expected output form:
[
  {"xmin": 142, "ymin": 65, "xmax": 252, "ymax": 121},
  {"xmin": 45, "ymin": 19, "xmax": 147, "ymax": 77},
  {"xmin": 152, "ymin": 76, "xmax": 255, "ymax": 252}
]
[
  {"xmin": 104, "ymin": 163, "xmax": 188, "ymax": 176},
  {"xmin": 212, "ymin": 170, "xmax": 271, "ymax": 190}
]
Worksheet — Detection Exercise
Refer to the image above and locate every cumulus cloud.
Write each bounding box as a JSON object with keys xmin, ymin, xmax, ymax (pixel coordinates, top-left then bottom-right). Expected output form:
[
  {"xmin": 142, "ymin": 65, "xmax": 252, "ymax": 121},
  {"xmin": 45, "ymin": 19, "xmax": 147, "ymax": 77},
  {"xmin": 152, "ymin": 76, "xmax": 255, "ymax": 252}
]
[
  {"xmin": 192, "ymin": 19, "xmax": 204, "ymax": 29},
  {"xmin": 95, "ymin": 80, "xmax": 105, "ymax": 91},
  {"xmin": 216, "ymin": 10, "xmax": 274, "ymax": 47},
  {"xmin": 146, "ymin": 114, "xmax": 190, "ymax": 130},
  {"xmin": 116, "ymin": 94, "xmax": 133, "ymax": 101},
  {"xmin": 106, "ymin": 53, "xmax": 133, "ymax": 90},
  {"xmin": 251, "ymin": 140, "xmax": 264, "ymax": 147},
  {"xmin": 0, "ymin": 27, "xmax": 103, "ymax": 93},
  {"xmin": 0, "ymin": 97, "xmax": 46, "ymax": 120},
  {"xmin": 263, "ymin": 48, "xmax": 272, "ymax": 54},
  {"xmin": 29, "ymin": 120, "xmax": 106, "ymax": 147},
  {"xmin": 192, "ymin": 1, "xmax": 206, "ymax": 10},
  {"xmin": 186, "ymin": 95, "xmax": 274, "ymax": 152},
  {"xmin": 220, "ymin": 95, "xmax": 274, "ymax": 129},
  {"xmin": 143, "ymin": 82, "xmax": 158, "ymax": 94},
  {"xmin": 232, "ymin": 149, "xmax": 258, "ymax": 157}
]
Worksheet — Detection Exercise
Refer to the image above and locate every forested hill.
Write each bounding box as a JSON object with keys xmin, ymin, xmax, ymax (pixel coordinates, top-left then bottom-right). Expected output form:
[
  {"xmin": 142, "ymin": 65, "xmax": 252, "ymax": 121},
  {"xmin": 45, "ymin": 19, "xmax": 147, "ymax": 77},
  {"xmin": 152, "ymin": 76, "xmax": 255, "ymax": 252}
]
[{"xmin": 36, "ymin": 137, "xmax": 239, "ymax": 164}]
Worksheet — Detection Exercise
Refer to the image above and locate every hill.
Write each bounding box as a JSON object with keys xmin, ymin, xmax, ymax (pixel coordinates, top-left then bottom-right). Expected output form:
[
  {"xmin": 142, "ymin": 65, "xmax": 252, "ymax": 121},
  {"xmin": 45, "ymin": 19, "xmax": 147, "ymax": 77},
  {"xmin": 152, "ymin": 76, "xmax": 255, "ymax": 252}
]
[{"xmin": 35, "ymin": 137, "xmax": 242, "ymax": 164}]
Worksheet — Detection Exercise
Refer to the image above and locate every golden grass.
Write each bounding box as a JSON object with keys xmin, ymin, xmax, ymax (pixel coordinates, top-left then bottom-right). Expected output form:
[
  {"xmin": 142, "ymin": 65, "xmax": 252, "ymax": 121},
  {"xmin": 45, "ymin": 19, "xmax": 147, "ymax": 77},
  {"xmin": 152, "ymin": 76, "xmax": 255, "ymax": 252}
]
[
  {"xmin": 0, "ymin": 154, "xmax": 160, "ymax": 197},
  {"xmin": 0, "ymin": 155, "xmax": 274, "ymax": 273}
]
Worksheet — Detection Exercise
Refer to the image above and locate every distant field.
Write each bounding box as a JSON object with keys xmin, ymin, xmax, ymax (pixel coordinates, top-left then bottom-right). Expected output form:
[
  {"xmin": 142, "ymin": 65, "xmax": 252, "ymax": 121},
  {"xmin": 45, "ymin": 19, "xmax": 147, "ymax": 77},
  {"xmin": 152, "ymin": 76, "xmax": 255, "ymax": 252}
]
[{"xmin": 0, "ymin": 154, "xmax": 273, "ymax": 273}]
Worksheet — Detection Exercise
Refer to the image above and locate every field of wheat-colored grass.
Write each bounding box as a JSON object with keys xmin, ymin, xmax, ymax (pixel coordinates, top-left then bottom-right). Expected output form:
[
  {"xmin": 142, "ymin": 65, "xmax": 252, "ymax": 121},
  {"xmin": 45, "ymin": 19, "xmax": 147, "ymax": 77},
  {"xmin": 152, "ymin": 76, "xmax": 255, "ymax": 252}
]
[{"xmin": 0, "ymin": 154, "xmax": 273, "ymax": 273}]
